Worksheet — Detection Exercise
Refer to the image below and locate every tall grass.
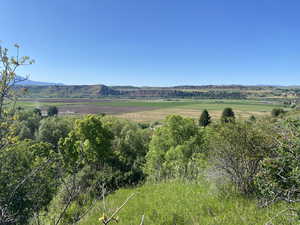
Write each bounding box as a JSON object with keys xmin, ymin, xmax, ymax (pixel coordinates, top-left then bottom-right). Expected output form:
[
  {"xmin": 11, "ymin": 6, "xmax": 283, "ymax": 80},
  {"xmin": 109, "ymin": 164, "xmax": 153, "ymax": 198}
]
[{"xmin": 78, "ymin": 180, "xmax": 297, "ymax": 225}]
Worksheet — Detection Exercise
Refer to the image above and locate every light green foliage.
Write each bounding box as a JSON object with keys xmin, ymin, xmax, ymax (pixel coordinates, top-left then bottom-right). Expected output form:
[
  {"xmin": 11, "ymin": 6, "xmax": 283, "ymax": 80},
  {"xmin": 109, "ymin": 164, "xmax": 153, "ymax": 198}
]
[
  {"xmin": 0, "ymin": 140, "xmax": 58, "ymax": 225},
  {"xmin": 59, "ymin": 114, "xmax": 113, "ymax": 171},
  {"xmin": 210, "ymin": 121, "xmax": 275, "ymax": 194},
  {"xmin": 79, "ymin": 181, "xmax": 298, "ymax": 225},
  {"xmin": 144, "ymin": 115, "xmax": 207, "ymax": 181},
  {"xmin": 37, "ymin": 116, "xmax": 72, "ymax": 148},
  {"xmin": 0, "ymin": 43, "xmax": 34, "ymax": 119}
]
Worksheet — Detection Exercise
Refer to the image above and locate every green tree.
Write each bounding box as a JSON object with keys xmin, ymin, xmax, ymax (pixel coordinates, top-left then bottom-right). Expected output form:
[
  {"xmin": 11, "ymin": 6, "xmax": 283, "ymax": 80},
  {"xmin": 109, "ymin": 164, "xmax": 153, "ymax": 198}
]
[
  {"xmin": 255, "ymin": 119, "xmax": 300, "ymax": 204},
  {"xmin": 0, "ymin": 140, "xmax": 58, "ymax": 225},
  {"xmin": 221, "ymin": 107, "xmax": 235, "ymax": 123},
  {"xmin": 101, "ymin": 116, "xmax": 151, "ymax": 184},
  {"xmin": 199, "ymin": 109, "xmax": 211, "ymax": 127},
  {"xmin": 59, "ymin": 115, "xmax": 113, "ymax": 171},
  {"xmin": 47, "ymin": 106, "xmax": 58, "ymax": 117},
  {"xmin": 144, "ymin": 115, "xmax": 207, "ymax": 181},
  {"xmin": 33, "ymin": 108, "xmax": 42, "ymax": 116},
  {"xmin": 271, "ymin": 108, "xmax": 285, "ymax": 117},
  {"xmin": 37, "ymin": 116, "xmax": 72, "ymax": 148},
  {"xmin": 0, "ymin": 43, "xmax": 34, "ymax": 149},
  {"xmin": 0, "ymin": 43, "xmax": 34, "ymax": 119},
  {"xmin": 249, "ymin": 115, "xmax": 256, "ymax": 122},
  {"xmin": 13, "ymin": 109, "xmax": 42, "ymax": 140},
  {"xmin": 210, "ymin": 121, "xmax": 274, "ymax": 194}
]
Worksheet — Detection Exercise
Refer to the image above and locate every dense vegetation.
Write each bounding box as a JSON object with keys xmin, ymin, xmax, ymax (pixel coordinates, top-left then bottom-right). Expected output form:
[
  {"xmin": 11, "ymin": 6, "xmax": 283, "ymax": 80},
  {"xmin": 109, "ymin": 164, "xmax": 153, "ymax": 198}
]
[{"xmin": 2, "ymin": 44, "xmax": 300, "ymax": 225}]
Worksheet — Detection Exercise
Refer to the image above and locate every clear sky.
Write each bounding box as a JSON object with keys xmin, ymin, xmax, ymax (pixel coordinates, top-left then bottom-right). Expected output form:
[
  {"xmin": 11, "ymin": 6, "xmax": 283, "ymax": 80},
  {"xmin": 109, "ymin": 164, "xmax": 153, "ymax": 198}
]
[{"xmin": 1, "ymin": 0, "xmax": 300, "ymax": 86}]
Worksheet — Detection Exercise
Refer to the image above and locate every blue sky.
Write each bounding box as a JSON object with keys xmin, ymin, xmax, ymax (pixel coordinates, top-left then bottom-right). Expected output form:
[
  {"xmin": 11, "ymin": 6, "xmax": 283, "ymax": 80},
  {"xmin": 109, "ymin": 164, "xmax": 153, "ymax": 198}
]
[{"xmin": 1, "ymin": 0, "xmax": 300, "ymax": 86}]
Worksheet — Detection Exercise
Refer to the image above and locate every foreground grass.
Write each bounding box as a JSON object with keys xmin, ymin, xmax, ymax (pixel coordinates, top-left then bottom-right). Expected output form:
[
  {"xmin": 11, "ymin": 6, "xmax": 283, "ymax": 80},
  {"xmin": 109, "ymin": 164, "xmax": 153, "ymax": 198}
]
[{"xmin": 79, "ymin": 181, "xmax": 297, "ymax": 225}]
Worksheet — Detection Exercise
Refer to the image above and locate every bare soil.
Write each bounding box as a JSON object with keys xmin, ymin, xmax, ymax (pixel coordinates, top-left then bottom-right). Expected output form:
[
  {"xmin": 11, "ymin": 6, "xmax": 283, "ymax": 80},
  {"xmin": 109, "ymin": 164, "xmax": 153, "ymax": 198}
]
[{"xmin": 48, "ymin": 105, "xmax": 157, "ymax": 115}]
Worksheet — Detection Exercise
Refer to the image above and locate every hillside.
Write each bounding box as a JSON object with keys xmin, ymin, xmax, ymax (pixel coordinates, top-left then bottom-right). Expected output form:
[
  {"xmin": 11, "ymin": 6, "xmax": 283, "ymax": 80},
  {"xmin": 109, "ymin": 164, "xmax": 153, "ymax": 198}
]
[
  {"xmin": 19, "ymin": 84, "xmax": 300, "ymax": 99},
  {"xmin": 21, "ymin": 85, "xmax": 120, "ymax": 98},
  {"xmin": 78, "ymin": 181, "xmax": 294, "ymax": 225}
]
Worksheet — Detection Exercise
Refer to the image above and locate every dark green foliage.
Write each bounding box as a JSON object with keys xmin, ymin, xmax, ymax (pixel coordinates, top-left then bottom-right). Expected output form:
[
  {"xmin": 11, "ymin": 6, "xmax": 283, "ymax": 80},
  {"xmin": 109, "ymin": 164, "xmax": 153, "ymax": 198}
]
[
  {"xmin": 101, "ymin": 116, "xmax": 151, "ymax": 185},
  {"xmin": 47, "ymin": 106, "xmax": 58, "ymax": 116},
  {"xmin": 33, "ymin": 108, "xmax": 42, "ymax": 116},
  {"xmin": 249, "ymin": 115, "xmax": 256, "ymax": 122},
  {"xmin": 271, "ymin": 108, "xmax": 285, "ymax": 117},
  {"xmin": 199, "ymin": 109, "xmax": 211, "ymax": 127},
  {"xmin": 0, "ymin": 140, "xmax": 58, "ymax": 225},
  {"xmin": 221, "ymin": 107, "xmax": 235, "ymax": 123},
  {"xmin": 13, "ymin": 109, "xmax": 42, "ymax": 140}
]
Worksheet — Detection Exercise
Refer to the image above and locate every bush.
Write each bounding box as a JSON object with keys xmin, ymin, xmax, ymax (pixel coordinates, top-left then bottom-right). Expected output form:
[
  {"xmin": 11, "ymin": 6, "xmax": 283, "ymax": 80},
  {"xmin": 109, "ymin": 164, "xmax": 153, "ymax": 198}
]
[
  {"xmin": 37, "ymin": 116, "xmax": 73, "ymax": 148},
  {"xmin": 199, "ymin": 109, "xmax": 211, "ymax": 127},
  {"xmin": 255, "ymin": 119, "xmax": 300, "ymax": 204},
  {"xmin": 33, "ymin": 108, "xmax": 42, "ymax": 116},
  {"xmin": 13, "ymin": 109, "xmax": 42, "ymax": 140},
  {"xmin": 47, "ymin": 106, "xmax": 58, "ymax": 116},
  {"xmin": 59, "ymin": 115, "xmax": 113, "ymax": 171},
  {"xmin": 144, "ymin": 115, "xmax": 207, "ymax": 181},
  {"xmin": 210, "ymin": 121, "xmax": 275, "ymax": 194},
  {"xmin": 0, "ymin": 140, "xmax": 58, "ymax": 225},
  {"xmin": 101, "ymin": 116, "xmax": 151, "ymax": 185},
  {"xmin": 271, "ymin": 108, "xmax": 285, "ymax": 117},
  {"xmin": 221, "ymin": 108, "xmax": 235, "ymax": 123}
]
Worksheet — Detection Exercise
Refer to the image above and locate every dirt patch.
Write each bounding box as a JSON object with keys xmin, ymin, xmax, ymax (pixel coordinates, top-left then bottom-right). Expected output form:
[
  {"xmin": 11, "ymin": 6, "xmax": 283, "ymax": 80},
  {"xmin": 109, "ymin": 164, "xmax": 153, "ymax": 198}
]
[
  {"xmin": 21, "ymin": 98, "xmax": 113, "ymax": 103},
  {"xmin": 50, "ymin": 105, "xmax": 158, "ymax": 115},
  {"xmin": 117, "ymin": 108, "xmax": 269, "ymax": 122}
]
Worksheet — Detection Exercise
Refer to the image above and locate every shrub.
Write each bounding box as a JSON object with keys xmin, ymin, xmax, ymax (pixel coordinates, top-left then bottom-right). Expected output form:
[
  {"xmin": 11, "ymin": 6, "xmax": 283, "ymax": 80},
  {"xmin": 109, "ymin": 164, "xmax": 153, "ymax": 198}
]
[
  {"xmin": 37, "ymin": 116, "xmax": 73, "ymax": 148},
  {"xmin": 59, "ymin": 115, "xmax": 113, "ymax": 171},
  {"xmin": 144, "ymin": 115, "xmax": 207, "ymax": 181},
  {"xmin": 13, "ymin": 109, "xmax": 42, "ymax": 140},
  {"xmin": 47, "ymin": 106, "xmax": 58, "ymax": 116},
  {"xmin": 101, "ymin": 116, "xmax": 151, "ymax": 185},
  {"xmin": 255, "ymin": 119, "xmax": 300, "ymax": 204},
  {"xmin": 33, "ymin": 108, "xmax": 42, "ymax": 116},
  {"xmin": 0, "ymin": 140, "xmax": 58, "ymax": 225},
  {"xmin": 271, "ymin": 108, "xmax": 285, "ymax": 117},
  {"xmin": 221, "ymin": 108, "xmax": 235, "ymax": 123},
  {"xmin": 199, "ymin": 109, "xmax": 211, "ymax": 127},
  {"xmin": 210, "ymin": 121, "xmax": 274, "ymax": 194}
]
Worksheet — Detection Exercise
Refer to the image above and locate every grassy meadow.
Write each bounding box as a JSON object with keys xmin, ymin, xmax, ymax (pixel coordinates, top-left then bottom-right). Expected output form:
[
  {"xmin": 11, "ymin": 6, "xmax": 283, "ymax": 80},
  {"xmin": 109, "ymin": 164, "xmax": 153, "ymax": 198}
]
[{"xmin": 79, "ymin": 181, "xmax": 297, "ymax": 225}]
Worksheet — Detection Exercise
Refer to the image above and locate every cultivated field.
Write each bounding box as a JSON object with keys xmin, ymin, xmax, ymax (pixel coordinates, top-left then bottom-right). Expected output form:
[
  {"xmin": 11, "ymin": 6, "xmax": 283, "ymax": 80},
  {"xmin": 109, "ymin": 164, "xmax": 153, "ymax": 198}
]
[{"xmin": 18, "ymin": 98, "xmax": 286, "ymax": 122}]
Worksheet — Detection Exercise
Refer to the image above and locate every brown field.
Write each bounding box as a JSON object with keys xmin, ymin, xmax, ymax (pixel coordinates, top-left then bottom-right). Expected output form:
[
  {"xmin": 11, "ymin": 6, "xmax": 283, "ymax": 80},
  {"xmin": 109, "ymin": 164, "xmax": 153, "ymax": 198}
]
[
  {"xmin": 20, "ymin": 98, "xmax": 283, "ymax": 122},
  {"xmin": 116, "ymin": 108, "xmax": 269, "ymax": 122},
  {"xmin": 51, "ymin": 105, "xmax": 157, "ymax": 115}
]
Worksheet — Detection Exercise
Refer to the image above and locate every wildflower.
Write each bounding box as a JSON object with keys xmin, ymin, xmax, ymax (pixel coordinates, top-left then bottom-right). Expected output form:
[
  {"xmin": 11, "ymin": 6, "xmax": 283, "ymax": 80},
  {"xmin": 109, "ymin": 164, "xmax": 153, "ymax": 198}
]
[{"xmin": 99, "ymin": 213, "xmax": 107, "ymax": 223}]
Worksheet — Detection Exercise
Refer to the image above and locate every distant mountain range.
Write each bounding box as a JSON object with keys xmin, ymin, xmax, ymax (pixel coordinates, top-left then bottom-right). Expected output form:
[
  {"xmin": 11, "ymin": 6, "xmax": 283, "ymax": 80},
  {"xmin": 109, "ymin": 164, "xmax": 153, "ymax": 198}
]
[
  {"xmin": 13, "ymin": 78, "xmax": 300, "ymax": 99},
  {"xmin": 15, "ymin": 77, "xmax": 64, "ymax": 86}
]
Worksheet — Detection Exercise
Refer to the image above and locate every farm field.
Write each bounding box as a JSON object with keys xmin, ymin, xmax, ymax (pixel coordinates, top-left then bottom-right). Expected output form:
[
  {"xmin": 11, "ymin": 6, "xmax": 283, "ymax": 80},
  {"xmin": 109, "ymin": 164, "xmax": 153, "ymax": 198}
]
[{"xmin": 18, "ymin": 98, "xmax": 286, "ymax": 122}]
